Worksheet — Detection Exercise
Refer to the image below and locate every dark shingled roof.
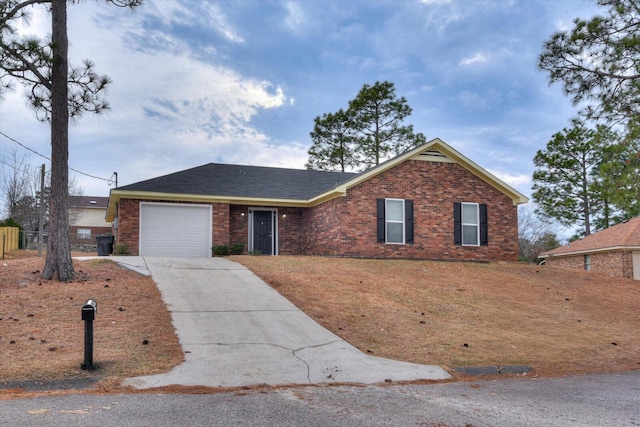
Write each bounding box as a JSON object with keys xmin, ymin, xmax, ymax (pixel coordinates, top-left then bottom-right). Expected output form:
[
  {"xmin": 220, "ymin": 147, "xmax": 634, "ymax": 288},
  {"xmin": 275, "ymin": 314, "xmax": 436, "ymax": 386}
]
[{"xmin": 118, "ymin": 163, "xmax": 358, "ymax": 200}]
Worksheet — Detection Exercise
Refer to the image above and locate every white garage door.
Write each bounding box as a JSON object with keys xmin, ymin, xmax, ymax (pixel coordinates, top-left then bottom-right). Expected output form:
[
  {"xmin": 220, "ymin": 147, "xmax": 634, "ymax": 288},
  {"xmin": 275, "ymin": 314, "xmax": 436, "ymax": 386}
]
[{"xmin": 139, "ymin": 203, "xmax": 212, "ymax": 257}]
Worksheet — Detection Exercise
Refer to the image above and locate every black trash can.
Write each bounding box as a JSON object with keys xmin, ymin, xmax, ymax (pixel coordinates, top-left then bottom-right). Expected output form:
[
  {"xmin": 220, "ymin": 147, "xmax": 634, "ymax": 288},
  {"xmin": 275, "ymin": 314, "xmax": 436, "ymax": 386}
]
[{"xmin": 96, "ymin": 235, "xmax": 114, "ymax": 256}]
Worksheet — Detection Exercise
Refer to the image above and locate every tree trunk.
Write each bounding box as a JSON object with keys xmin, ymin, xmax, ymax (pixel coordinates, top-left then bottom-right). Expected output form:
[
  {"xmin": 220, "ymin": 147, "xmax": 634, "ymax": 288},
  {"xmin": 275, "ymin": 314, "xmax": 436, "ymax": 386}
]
[{"xmin": 42, "ymin": 0, "xmax": 74, "ymax": 281}]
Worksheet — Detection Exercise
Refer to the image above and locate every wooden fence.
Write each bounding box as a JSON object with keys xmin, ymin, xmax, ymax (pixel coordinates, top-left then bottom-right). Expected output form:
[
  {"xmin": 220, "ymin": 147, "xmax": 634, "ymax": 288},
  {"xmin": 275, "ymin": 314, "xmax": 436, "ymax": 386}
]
[{"xmin": 0, "ymin": 226, "xmax": 19, "ymax": 259}]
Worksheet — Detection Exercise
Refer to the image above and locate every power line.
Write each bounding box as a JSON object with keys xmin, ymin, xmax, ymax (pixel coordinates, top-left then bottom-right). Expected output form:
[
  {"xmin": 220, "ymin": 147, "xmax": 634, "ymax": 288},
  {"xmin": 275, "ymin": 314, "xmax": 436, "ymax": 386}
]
[{"xmin": 0, "ymin": 130, "xmax": 112, "ymax": 182}]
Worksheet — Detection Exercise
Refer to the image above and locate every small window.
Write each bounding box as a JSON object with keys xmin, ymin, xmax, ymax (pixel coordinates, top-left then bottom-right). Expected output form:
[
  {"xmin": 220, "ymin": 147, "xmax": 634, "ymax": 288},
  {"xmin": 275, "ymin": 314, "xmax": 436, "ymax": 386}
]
[
  {"xmin": 78, "ymin": 229, "xmax": 91, "ymax": 240},
  {"xmin": 377, "ymin": 198, "xmax": 414, "ymax": 244},
  {"xmin": 461, "ymin": 203, "xmax": 479, "ymax": 246},
  {"xmin": 454, "ymin": 202, "xmax": 488, "ymax": 246},
  {"xmin": 584, "ymin": 254, "xmax": 591, "ymax": 271},
  {"xmin": 386, "ymin": 199, "xmax": 405, "ymax": 244}
]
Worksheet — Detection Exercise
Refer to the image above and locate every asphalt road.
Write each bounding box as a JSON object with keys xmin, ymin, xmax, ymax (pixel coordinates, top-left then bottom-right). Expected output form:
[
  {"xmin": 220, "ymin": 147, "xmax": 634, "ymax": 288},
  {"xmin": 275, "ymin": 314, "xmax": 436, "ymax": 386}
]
[{"xmin": 2, "ymin": 371, "xmax": 639, "ymax": 426}]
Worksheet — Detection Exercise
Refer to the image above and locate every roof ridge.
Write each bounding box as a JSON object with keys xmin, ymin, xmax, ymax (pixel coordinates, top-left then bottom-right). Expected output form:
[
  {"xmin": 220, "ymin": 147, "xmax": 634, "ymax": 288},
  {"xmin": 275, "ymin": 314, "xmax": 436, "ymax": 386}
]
[{"xmin": 203, "ymin": 162, "xmax": 357, "ymax": 175}]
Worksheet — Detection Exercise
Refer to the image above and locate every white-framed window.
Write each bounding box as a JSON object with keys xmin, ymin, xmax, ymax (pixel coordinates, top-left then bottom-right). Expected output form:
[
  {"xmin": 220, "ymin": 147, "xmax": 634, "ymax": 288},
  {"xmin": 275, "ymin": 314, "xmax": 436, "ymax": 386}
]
[
  {"xmin": 377, "ymin": 198, "xmax": 414, "ymax": 245},
  {"xmin": 461, "ymin": 202, "xmax": 479, "ymax": 246},
  {"xmin": 385, "ymin": 198, "xmax": 405, "ymax": 244},
  {"xmin": 77, "ymin": 228, "xmax": 91, "ymax": 240},
  {"xmin": 584, "ymin": 254, "xmax": 591, "ymax": 271}
]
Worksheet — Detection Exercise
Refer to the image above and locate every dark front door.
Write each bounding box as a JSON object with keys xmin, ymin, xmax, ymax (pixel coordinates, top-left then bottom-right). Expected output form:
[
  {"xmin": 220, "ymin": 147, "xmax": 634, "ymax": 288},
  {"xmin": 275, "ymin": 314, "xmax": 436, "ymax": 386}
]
[{"xmin": 253, "ymin": 211, "xmax": 273, "ymax": 255}]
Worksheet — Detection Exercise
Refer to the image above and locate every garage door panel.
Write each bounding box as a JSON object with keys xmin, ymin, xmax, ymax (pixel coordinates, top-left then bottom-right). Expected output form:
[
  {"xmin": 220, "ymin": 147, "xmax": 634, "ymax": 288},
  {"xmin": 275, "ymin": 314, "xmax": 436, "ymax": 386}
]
[{"xmin": 140, "ymin": 203, "xmax": 211, "ymax": 257}]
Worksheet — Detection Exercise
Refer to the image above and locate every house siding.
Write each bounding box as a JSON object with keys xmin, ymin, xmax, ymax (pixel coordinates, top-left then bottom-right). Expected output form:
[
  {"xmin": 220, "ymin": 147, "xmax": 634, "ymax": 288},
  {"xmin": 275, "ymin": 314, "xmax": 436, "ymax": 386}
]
[
  {"xmin": 230, "ymin": 205, "xmax": 249, "ymax": 251},
  {"xmin": 117, "ymin": 198, "xmax": 141, "ymax": 255},
  {"xmin": 547, "ymin": 251, "xmax": 634, "ymax": 279},
  {"xmin": 116, "ymin": 160, "xmax": 519, "ymax": 261},
  {"xmin": 303, "ymin": 160, "xmax": 518, "ymax": 261},
  {"xmin": 212, "ymin": 203, "xmax": 230, "ymax": 247}
]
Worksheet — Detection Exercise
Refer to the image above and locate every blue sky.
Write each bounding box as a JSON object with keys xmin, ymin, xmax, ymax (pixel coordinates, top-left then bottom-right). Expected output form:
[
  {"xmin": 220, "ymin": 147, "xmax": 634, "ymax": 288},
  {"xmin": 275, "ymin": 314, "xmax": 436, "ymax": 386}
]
[{"xmin": 0, "ymin": 0, "xmax": 602, "ymax": 207}]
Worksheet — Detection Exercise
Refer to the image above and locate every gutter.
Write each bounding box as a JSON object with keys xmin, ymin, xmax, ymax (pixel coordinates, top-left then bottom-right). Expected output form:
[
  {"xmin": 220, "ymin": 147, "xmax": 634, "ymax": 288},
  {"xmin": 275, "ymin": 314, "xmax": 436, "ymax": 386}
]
[{"xmin": 540, "ymin": 245, "xmax": 640, "ymax": 258}]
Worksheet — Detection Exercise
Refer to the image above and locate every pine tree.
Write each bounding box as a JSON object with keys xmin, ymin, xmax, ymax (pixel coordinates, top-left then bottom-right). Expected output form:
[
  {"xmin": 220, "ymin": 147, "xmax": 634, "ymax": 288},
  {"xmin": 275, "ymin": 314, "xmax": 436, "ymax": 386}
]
[
  {"xmin": 306, "ymin": 109, "xmax": 357, "ymax": 172},
  {"xmin": 0, "ymin": 0, "xmax": 141, "ymax": 281},
  {"xmin": 306, "ymin": 81, "xmax": 426, "ymax": 171}
]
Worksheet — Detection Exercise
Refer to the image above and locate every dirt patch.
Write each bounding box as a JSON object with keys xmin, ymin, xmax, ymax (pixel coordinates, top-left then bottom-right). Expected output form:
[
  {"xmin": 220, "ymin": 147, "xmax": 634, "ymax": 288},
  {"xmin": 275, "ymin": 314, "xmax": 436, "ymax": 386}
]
[
  {"xmin": 0, "ymin": 251, "xmax": 183, "ymax": 396},
  {"xmin": 232, "ymin": 256, "xmax": 640, "ymax": 378}
]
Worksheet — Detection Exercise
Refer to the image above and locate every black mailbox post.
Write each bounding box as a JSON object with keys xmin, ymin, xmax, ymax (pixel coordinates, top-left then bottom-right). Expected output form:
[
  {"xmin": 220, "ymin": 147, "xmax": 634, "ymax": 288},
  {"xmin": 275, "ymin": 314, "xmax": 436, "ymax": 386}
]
[{"xmin": 81, "ymin": 299, "xmax": 97, "ymax": 370}]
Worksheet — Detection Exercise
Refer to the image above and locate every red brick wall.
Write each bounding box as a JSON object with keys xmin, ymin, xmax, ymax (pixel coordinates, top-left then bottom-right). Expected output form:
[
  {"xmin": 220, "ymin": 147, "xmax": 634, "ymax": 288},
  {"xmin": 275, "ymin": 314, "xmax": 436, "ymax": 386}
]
[
  {"xmin": 212, "ymin": 203, "xmax": 230, "ymax": 247},
  {"xmin": 116, "ymin": 199, "xmax": 219, "ymax": 256},
  {"xmin": 303, "ymin": 160, "xmax": 519, "ymax": 261},
  {"xmin": 278, "ymin": 207, "xmax": 306, "ymax": 255},
  {"xmin": 230, "ymin": 205, "xmax": 249, "ymax": 251},
  {"xmin": 116, "ymin": 198, "xmax": 140, "ymax": 255},
  {"xmin": 117, "ymin": 160, "xmax": 520, "ymax": 261},
  {"xmin": 547, "ymin": 251, "xmax": 634, "ymax": 278}
]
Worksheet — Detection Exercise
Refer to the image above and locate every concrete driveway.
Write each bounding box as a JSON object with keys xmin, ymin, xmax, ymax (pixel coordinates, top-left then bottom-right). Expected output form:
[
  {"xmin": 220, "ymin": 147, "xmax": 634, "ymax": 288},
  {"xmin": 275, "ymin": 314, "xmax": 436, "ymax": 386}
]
[{"xmin": 118, "ymin": 257, "xmax": 450, "ymax": 389}]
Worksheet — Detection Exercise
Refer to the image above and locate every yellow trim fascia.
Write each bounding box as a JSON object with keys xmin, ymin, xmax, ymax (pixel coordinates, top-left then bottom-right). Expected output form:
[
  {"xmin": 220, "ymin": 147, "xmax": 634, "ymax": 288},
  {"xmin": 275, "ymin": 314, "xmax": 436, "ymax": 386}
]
[
  {"xmin": 106, "ymin": 189, "xmax": 314, "ymax": 221},
  {"xmin": 310, "ymin": 138, "xmax": 529, "ymax": 206},
  {"xmin": 427, "ymin": 139, "xmax": 529, "ymax": 206},
  {"xmin": 307, "ymin": 188, "xmax": 348, "ymax": 206},
  {"xmin": 539, "ymin": 245, "xmax": 640, "ymax": 259}
]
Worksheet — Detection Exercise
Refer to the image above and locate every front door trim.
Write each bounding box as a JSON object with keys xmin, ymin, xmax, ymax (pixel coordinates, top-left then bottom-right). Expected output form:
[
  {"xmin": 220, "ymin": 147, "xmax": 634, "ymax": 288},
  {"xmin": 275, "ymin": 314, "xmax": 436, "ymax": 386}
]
[{"xmin": 248, "ymin": 208, "xmax": 278, "ymax": 255}]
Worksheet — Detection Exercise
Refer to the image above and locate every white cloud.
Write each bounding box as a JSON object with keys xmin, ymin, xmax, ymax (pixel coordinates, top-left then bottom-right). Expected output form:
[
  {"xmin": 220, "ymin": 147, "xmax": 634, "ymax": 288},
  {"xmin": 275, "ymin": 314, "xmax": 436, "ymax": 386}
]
[
  {"xmin": 283, "ymin": 1, "xmax": 305, "ymax": 31},
  {"xmin": 489, "ymin": 170, "xmax": 531, "ymax": 187},
  {"xmin": 143, "ymin": 2, "xmax": 244, "ymax": 44},
  {"xmin": 460, "ymin": 52, "xmax": 488, "ymax": 66}
]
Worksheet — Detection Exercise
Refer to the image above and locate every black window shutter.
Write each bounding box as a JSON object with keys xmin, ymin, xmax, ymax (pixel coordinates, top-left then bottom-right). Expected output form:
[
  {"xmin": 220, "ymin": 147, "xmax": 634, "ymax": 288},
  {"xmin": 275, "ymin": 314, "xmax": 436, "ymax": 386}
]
[
  {"xmin": 453, "ymin": 202, "xmax": 462, "ymax": 245},
  {"xmin": 405, "ymin": 200, "xmax": 414, "ymax": 243},
  {"xmin": 479, "ymin": 203, "xmax": 488, "ymax": 246},
  {"xmin": 376, "ymin": 199, "xmax": 385, "ymax": 243}
]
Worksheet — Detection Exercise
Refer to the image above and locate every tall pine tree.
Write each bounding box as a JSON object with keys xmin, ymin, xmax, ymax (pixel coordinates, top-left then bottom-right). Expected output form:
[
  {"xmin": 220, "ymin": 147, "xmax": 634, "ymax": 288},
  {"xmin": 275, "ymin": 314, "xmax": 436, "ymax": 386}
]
[
  {"xmin": 307, "ymin": 81, "xmax": 426, "ymax": 171},
  {"xmin": 0, "ymin": 0, "xmax": 141, "ymax": 281},
  {"xmin": 532, "ymin": 121, "xmax": 613, "ymax": 236},
  {"xmin": 348, "ymin": 81, "xmax": 426, "ymax": 168},
  {"xmin": 306, "ymin": 109, "xmax": 357, "ymax": 172}
]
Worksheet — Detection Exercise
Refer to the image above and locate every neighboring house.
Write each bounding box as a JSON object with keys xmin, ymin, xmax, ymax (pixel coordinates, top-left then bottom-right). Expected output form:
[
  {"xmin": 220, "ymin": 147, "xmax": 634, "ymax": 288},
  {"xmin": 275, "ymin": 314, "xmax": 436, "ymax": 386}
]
[
  {"xmin": 539, "ymin": 217, "xmax": 640, "ymax": 280},
  {"xmin": 69, "ymin": 196, "xmax": 111, "ymax": 245},
  {"xmin": 106, "ymin": 138, "xmax": 528, "ymax": 260}
]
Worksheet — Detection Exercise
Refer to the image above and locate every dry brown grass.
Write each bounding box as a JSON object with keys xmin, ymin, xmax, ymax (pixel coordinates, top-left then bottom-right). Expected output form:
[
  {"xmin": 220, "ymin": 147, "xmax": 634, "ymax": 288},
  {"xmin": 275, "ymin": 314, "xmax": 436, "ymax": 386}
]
[
  {"xmin": 2, "ymin": 250, "xmax": 639, "ymax": 395},
  {"xmin": 0, "ymin": 251, "xmax": 183, "ymax": 387},
  {"xmin": 232, "ymin": 255, "xmax": 640, "ymax": 377}
]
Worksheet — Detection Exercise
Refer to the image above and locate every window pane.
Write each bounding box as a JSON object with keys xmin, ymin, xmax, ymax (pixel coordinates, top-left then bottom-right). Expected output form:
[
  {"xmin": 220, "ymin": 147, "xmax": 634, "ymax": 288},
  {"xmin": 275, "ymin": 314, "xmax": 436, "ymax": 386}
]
[
  {"xmin": 386, "ymin": 200, "xmax": 403, "ymax": 221},
  {"xmin": 462, "ymin": 203, "xmax": 478, "ymax": 224},
  {"xmin": 462, "ymin": 225, "xmax": 478, "ymax": 245},
  {"xmin": 387, "ymin": 222, "xmax": 403, "ymax": 243}
]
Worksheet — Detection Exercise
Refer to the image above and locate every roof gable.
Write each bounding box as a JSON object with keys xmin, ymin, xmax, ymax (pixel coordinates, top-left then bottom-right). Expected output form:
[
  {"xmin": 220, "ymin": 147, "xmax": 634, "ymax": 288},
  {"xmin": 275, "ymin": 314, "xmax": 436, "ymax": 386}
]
[
  {"xmin": 107, "ymin": 138, "xmax": 528, "ymax": 221},
  {"xmin": 542, "ymin": 217, "xmax": 640, "ymax": 257},
  {"xmin": 327, "ymin": 138, "xmax": 528, "ymax": 206}
]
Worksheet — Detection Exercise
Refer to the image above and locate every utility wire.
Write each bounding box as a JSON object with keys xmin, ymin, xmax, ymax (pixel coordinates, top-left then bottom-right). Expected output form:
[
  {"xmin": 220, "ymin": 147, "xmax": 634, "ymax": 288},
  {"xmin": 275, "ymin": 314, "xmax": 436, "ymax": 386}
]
[{"xmin": 0, "ymin": 130, "xmax": 112, "ymax": 182}]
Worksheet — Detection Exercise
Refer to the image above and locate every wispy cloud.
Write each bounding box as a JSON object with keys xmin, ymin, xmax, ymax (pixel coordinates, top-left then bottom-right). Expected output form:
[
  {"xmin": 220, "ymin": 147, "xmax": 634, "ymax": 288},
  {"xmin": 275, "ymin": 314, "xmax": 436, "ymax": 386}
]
[{"xmin": 460, "ymin": 52, "xmax": 488, "ymax": 66}]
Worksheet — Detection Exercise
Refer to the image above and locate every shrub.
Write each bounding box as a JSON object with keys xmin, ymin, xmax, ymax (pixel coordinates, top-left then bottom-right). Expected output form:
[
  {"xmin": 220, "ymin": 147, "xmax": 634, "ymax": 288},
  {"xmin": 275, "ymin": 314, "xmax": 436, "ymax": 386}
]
[
  {"xmin": 229, "ymin": 243, "xmax": 245, "ymax": 255},
  {"xmin": 114, "ymin": 243, "xmax": 129, "ymax": 255},
  {"xmin": 212, "ymin": 245, "xmax": 230, "ymax": 256}
]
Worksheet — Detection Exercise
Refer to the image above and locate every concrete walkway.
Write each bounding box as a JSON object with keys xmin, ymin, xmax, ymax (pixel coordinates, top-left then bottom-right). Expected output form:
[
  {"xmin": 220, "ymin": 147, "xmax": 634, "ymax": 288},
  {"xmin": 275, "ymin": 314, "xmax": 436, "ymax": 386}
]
[{"xmin": 110, "ymin": 257, "xmax": 450, "ymax": 389}]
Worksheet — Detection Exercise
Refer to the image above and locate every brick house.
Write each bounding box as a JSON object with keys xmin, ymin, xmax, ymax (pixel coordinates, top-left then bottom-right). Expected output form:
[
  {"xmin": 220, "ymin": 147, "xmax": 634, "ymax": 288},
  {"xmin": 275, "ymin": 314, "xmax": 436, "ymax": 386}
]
[
  {"xmin": 69, "ymin": 196, "xmax": 111, "ymax": 246},
  {"xmin": 106, "ymin": 138, "xmax": 528, "ymax": 260},
  {"xmin": 539, "ymin": 217, "xmax": 640, "ymax": 280}
]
